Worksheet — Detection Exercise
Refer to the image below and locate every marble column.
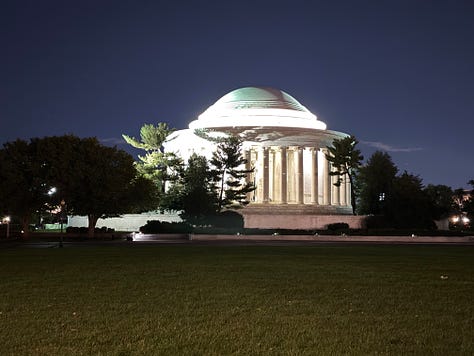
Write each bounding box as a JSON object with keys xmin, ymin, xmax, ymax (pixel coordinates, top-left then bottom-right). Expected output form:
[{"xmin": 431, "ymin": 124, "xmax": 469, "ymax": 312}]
[
  {"xmin": 256, "ymin": 147, "xmax": 264, "ymax": 203},
  {"xmin": 280, "ymin": 146, "xmax": 287, "ymax": 204},
  {"xmin": 244, "ymin": 149, "xmax": 252, "ymax": 202},
  {"xmin": 332, "ymin": 173, "xmax": 340, "ymax": 206},
  {"xmin": 262, "ymin": 147, "xmax": 269, "ymax": 203},
  {"xmin": 310, "ymin": 148, "xmax": 319, "ymax": 204},
  {"xmin": 323, "ymin": 149, "xmax": 331, "ymax": 205},
  {"xmin": 287, "ymin": 148, "xmax": 295, "ymax": 202},
  {"xmin": 273, "ymin": 146, "xmax": 286, "ymax": 203},
  {"xmin": 295, "ymin": 147, "xmax": 304, "ymax": 204},
  {"xmin": 268, "ymin": 148, "xmax": 274, "ymax": 202},
  {"xmin": 340, "ymin": 174, "xmax": 347, "ymax": 206},
  {"xmin": 250, "ymin": 148, "xmax": 258, "ymax": 202},
  {"xmin": 346, "ymin": 176, "xmax": 352, "ymax": 207}
]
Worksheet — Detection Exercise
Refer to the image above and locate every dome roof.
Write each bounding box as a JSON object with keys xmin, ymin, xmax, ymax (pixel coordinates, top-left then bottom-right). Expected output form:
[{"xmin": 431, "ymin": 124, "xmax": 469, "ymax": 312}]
[
  {"xmin": 210, "ymin": 87, "xmax": 309, "ymax": 112},
  {"xmin": 189, "ymin": 86, "xmax": 326, "ymax": 131}
]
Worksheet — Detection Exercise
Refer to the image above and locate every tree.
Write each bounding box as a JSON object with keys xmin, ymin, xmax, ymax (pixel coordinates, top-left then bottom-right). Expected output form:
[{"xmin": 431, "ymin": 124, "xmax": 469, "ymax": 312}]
[
  {"xmin": 357, "ymin": 151, "xmax": 398, "ymax": 215},
  {"xmin": 66, "ymin": 138, "xmax": 156, "ymax": 237},
  {"xmin": 463, "ymin": 180, "xmax": 474, "ymax": 227},
  {"xmin": 123, "ymin": 123, "xmax": 181, "ymax": 193},
  {"xmin": 209, "ymin": 136, "xmax": 255, "ymax": 212},
  {"xmin": 384, "ymin": 172, "xmax": 436, "ymax": 229},
  {"xmin": 0, "ymin": 139, "xmax": 49, "ymax": 237},
  {"xmin": 0, "ymin": 136, "xmax": 156, "ymax": 238},
  {"xmin": 161, "ymin": 154, "xmax": 217, "ymax": 225},
  {"xmin": 325, "ymin": 135, "xmax": 363, "ymax": 214},
  {"xmin": 424, "ymin": 184, "xmax": 455, "ymax": 220}
]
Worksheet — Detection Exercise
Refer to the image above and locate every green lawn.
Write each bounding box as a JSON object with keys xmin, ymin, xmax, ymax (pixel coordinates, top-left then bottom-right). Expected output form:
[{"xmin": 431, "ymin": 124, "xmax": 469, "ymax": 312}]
[{"xmin": 0, "ymin": 245, "xmax": 473, "ymax": 355}]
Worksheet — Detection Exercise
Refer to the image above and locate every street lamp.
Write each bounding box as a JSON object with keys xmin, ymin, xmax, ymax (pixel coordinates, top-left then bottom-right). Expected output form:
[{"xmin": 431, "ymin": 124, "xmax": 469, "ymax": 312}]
[
  {"xmin": 59, "ymin": 200, "xmax": 66, "ymax": 247},
  {"xmin": 2, "ymin": 216, "xmax": 10, "ymax": 239}
]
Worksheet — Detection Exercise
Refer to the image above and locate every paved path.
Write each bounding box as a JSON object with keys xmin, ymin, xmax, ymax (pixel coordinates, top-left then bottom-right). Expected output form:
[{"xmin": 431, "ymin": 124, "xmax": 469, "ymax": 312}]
[{"xmin": 1, "ymin": 234, "xmax": 473, "ymax": 248}]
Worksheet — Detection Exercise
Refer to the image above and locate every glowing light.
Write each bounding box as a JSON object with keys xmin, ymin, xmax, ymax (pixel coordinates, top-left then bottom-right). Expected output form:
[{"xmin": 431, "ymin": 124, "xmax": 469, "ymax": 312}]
[
  {"xmin": 48, "ymin": 187, "xmax": 57, "ymax": 195},
  {"xmin": 462, "ymin": 216, "xmax": 470, "ymax": 224},
  {"xmin": 189, "ymin": 87, "xmax": 327, "ymax": 131},
  {"xmin": 190, "ymin": 109, "xmax": 326, "ymax": 131},
  {"xmin": 164, "ymin": 129, "xmax": 217, "ymax": 162},
  {"xmin": 2, "ymin": 216, "xmax": 10, "ymax": 223}
]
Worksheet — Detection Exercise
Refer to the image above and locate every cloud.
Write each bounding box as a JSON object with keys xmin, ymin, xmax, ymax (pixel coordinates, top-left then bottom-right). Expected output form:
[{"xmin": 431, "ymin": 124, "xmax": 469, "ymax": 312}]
[
  {"xmin": 361, "ymin": 141, "xmax": 423, "ymax": 153},
  {"xmin": 99, "ymin": 137, "xmax": 126, "ymax": 145}
]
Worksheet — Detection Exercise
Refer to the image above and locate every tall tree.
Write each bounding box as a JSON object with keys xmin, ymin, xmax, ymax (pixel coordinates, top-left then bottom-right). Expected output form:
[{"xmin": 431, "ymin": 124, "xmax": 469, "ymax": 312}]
[
  {"xmin": 463, "ymin": 180, "xmax": 474, "ymax": 228},
  {"xmin": 0, "ymin": 139, "xmax": 48, "ymax": 236},
  {"xmin": 384, "ymin": 172, "xmax": 436, "ymax": 229},
  {"xmin": 67, "ymin": 138, "xmax": 156, "ymax": 237},
  {"xmin": 0, "ymin": 136, "xmax": 156, "ymax": 237},
  {"xmin": 357, "ymin": 151, "xmax": 398, "ymax": 215},
  {"xmin": 209, "ymin": 136, "xmax": 255, "ymax": 212},
  {"xmin": 424, "ymin": 184, "xmax": 455, "ymax": 220},
  {"xmin": 161, "ymin": 154, "xmax": 217, "ymax": 225},
  {"xmin": 325, "ymin": 135, "xmax": 363, "ymax": 214},
  {"xmin": 123, "ymin": 123, "xmax": 181, "ymax": 192}
]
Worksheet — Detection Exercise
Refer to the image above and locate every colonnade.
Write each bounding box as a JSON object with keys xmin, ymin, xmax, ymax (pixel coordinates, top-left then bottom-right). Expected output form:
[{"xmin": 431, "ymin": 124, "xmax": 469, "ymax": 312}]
[{"xmin": 245, "ymin": 146, "xmax": 351, "ymax": 207}]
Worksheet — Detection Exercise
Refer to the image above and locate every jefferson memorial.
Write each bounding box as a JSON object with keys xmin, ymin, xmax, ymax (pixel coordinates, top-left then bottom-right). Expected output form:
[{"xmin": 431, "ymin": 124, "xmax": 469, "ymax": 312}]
[
  {"xmin": 70, "ymin": 86, "xmax": 362, "ymax": 231},
  {"xmin": 164, "ymin": 87, "xmax": 361, "ymax": 229}
]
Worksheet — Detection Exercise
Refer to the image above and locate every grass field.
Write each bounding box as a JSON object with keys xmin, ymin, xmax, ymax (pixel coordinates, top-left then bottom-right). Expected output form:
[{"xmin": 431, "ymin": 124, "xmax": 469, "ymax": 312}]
[{"xmin": 0, "ymin": 244, "xmax": 473, "ymax": 355}]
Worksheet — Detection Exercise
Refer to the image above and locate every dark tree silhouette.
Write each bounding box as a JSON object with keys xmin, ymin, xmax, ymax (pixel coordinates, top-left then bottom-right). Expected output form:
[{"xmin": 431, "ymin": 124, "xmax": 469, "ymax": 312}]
[
  {"xmin": 325, "ymin": 135, "xmax": 363, "ymax": 214},
  {"xmin": 209, "ymin": 136, "xmax": 255, "ymax": 212}
]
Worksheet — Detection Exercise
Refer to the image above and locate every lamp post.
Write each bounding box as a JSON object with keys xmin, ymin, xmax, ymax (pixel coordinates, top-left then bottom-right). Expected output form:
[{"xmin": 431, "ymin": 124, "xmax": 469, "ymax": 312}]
[
  {"xmin": 59, "ymin": 199, "xmax": 66, "ymax": 247},
  {"xmin": 2, "ymin": 216, "xmax": 10, "ymax": 239}
]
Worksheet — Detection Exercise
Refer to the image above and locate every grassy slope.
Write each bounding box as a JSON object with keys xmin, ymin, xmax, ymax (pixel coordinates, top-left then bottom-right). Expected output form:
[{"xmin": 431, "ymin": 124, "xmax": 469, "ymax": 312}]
[{"xmin": 0, "ymin": 245, "xmax": 473, "ymax": 355}]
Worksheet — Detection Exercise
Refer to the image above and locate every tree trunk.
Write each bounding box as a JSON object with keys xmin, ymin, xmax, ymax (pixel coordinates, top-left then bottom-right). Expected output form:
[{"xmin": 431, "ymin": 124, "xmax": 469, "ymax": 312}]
[
  {"xmin": 217, "ymin": 169, "xmax": 226, "ymax": 212},
  {"xmin": 21, "ymin": 215, "xmax": 30, "ymax": 238},
  {"xmin": 87, "ymin": 214, "xmax": 99, "ymax": 238},
  {"xmin": 348, "ymin": 173, "xmax": 357, "ymax": 215}
]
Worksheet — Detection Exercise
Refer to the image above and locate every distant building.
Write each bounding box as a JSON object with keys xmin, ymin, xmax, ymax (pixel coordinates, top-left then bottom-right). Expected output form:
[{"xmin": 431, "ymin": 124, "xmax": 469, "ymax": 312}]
[
  {"xmin": 164, "ymin": 87, "xmax": 363, "ymax": 229},
  {"xmin": 69, "ymin": 87, "xmax": 364, "ymax": 231}
]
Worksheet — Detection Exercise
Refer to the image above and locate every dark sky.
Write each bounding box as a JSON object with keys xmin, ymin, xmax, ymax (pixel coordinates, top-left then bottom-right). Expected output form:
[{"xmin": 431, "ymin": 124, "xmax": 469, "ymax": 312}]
[{"xmin": 2, "ymin": 0, "xmax": 473, "ymax": 189}]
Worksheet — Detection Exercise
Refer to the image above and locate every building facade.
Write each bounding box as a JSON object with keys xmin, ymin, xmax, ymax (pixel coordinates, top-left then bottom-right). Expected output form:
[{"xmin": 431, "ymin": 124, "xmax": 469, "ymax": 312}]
[{"xmin": 165, "ymin": 87, "xmax": 362, "ymax": 229}]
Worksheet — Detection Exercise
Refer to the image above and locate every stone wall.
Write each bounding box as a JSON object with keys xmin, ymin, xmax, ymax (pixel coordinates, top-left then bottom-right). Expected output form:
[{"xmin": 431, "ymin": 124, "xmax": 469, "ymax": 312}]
[
  {"xmin": 68, "ymin": 212, "xmax": 181, "ymax": 232},
  {"xmin": 242, "ymin": 212, "xmax": 365, "ymax": 229}
]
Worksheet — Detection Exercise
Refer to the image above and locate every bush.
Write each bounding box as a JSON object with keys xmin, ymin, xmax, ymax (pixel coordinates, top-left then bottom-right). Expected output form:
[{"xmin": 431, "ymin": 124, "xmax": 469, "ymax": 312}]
[
  {"xmin": 365, "ymin": 215, "xmax": 391, "ymax": 229},
  {"xmin": 140, "ymin": 221, "xmax": 192, "ymax": 234},
  {"xmin": 326, "ymin": 223, "xmax": 350, "ymax": 234},
  {"xmin": 206, "ymin": 211, "xmax": 244, "ymax": 228}
]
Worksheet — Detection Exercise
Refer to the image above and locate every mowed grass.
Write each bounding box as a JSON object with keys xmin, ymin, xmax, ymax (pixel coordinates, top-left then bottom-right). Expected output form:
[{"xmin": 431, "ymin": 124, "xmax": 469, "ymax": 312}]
[{"xmin": 0, "ymin": 245, "xmax": 473, "ymax": 355}]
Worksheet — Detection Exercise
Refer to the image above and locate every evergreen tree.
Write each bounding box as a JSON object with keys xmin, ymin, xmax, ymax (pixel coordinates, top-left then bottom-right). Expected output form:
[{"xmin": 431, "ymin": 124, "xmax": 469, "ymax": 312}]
[
  {"xmin": 384, "ymin": 172, "xmax": 436, "ymax": 229},
  {"xmin": 357, "ymin": 151, "xmax": 398, "ymax": 215},
  {"xmin": 161, "ymin": 154, "xmax": 217, "ymax": 225},
  {"xmin": 424, "ymin": 184, "xmax": 455, "ymax": 220},
  {"xmin": 325, "ymin": 135, "xmax": 363, "ymax": 214},
  {"xmin": 209, "ymin": 136, "xmax": 255, "ymax": 212},
  {"xmin": 464, "ymin": 180, "xmax": 474, "ymax": 228},
  {"xmin": 0, "ymin": 136, "xmax": 157, "ymax": 237},
  {"xmin": 123, "ymin": 123, "xmax": 181, "ymax": 192}
]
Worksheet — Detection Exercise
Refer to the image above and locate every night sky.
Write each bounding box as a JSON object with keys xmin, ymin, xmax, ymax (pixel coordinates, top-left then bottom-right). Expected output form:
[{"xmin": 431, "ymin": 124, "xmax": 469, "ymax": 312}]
[{"xmin": 2, "ymin": 0, "xmax": 473, "ymax": 189}]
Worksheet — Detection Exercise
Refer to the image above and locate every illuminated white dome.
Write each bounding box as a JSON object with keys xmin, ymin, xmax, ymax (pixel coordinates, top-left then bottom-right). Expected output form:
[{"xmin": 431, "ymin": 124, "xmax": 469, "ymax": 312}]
[{"xmin": 189, "ymin": 87, "xmax": 327, "ymax": 131}]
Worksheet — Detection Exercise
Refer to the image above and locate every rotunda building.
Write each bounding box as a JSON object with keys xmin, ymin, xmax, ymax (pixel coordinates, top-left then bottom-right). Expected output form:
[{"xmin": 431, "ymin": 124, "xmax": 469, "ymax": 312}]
[{"xmin": 165, "ymin": 87, "xmax": 358, "ymax": 229}]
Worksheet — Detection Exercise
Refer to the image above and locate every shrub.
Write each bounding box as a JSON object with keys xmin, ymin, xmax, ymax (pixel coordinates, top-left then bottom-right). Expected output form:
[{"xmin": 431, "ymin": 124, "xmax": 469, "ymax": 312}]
[
  {"xmin": 140, "ymin": 220, "xmax": 192, "ymax": 234},
  {"xmin": 327, "ymin": 223, "xmax": 349, "ymax": 233},
  {"xmin": 206, "ymin": 211, "xmax": 244, "ymax": 228}
]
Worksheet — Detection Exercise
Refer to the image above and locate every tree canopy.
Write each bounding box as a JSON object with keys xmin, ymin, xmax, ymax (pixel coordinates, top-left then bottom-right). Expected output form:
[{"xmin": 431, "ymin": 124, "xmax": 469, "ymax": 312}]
[
  {"xmin": 0, "ymin": 136, "xmax": 156, "ymax": 237},
  {"xmin": 357, "ymin": 151, "xmax": 398, "ymax": 215},
  {"xmin": 357, "ymin": 151, "xmax": 460, "ymax": 230},
  {"xmin": 123, "ymin": 123, "xmax": 181, "ymax": 193},
  {"xmin": 209, "ymin": 136, "xmax": 255, "ymax": 212},
  {"xmin": 161, "ymin": 154, "xmax": 218, "ymax": 225},
  {"xmin": 160, "ymin": 135, "xmax": 255, "ymax": 225},
  {"xmin": 325, "ymin": 135, "xmax": 363, "ymax": 214},
  {"xmin": 384, "ymin": 172, "xmax": 436, "ymax": 229}
]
